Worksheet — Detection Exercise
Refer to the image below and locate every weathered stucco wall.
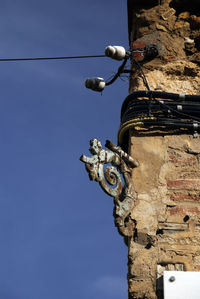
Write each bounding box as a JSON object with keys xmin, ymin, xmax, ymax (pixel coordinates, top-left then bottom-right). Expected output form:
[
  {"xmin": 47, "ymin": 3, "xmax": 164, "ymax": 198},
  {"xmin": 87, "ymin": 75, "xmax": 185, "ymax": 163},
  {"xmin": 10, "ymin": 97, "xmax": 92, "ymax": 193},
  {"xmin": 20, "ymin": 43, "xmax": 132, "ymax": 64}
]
[
  {"xmin": 129, "ymin": 135, "xmax": 200, "ymax": 298},
  {"xmin": 127, "ymin": 0, "xmax": 200, "ymax": 298}
]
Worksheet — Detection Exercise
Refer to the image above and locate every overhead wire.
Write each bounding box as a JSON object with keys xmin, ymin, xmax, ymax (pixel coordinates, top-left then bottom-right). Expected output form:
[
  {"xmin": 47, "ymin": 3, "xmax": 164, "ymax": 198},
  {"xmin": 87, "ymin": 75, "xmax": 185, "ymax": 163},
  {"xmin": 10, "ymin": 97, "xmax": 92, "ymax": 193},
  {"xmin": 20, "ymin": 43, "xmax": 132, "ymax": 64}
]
[{"xmin": 0, "ymin": 54, "xmax": 106, "ymax": 62}]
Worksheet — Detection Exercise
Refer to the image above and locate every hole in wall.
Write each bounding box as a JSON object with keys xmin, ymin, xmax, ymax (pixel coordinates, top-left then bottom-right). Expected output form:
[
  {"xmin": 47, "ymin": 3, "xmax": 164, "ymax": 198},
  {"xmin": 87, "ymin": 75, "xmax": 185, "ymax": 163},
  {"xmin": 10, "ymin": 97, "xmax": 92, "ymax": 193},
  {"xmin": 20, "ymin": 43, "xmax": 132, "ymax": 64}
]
[
  {"xmin": 145, "ymin": 242, "xmax": 153, "ymax": 249},
  {"xmin": 124, "ymin": 215, "xmax": 130, "ymax": 223},
  {"xmin": 183, "ymin": 215, "xmax": 190, "ymax": 222},
  {"xmin": 166, "ymin": 204, "xmax": 176, "ymax": 208},
  {"xmin": 156, "ymin": 229, "xmax": 164, "ymax": 235}
]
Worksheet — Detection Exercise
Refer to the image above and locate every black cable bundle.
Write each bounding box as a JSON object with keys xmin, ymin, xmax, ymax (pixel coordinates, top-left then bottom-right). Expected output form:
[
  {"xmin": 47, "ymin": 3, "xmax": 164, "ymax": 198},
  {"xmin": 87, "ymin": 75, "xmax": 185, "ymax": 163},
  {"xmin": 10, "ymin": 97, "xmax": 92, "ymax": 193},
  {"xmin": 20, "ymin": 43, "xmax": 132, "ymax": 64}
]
[{"xmin": 120, "ymin": 90, "xmax": 200, "ymax": 131}]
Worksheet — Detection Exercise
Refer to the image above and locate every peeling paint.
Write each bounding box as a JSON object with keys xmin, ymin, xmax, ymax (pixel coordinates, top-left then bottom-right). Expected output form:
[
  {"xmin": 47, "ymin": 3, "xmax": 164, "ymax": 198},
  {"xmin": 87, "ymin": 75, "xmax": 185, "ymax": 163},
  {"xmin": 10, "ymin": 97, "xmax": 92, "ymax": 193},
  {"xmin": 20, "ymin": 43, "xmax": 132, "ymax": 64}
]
[{"xmin": 80, "ymin": 139, "xmax": 139, "ymax": 237}]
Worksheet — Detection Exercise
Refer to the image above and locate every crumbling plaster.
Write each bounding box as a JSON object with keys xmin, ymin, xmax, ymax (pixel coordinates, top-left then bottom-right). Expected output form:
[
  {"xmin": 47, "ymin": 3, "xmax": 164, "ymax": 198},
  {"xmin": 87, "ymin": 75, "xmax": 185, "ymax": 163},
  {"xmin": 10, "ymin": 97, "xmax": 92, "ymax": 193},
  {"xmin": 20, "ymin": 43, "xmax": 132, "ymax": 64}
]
[{"xmin": 127, "ymin": 0, "xmax": 200, "ymax": 298}]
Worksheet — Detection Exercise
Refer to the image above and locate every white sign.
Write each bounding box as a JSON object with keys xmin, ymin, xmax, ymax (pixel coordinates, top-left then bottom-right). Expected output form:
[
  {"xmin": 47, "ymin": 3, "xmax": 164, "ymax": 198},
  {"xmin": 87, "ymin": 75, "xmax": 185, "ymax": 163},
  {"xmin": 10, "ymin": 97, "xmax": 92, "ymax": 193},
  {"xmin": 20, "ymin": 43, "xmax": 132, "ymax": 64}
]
[{"xmin": 164, "ymin": 271, "xmax": 200, "ymax": 299}]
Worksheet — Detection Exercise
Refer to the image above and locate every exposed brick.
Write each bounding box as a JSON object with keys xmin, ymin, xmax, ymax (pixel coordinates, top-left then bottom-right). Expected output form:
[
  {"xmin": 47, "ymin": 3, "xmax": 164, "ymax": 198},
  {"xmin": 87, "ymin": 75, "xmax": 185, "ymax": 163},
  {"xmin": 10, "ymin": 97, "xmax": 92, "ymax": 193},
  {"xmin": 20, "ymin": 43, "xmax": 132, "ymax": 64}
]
[
  {"xmin": 171, "ymin": 193, "xmax": 200, "ymax": 202},
  {"xmin": 168, "ymin": 154, "xmax": 196, "ymax": 164},
  {"xmin": 167, "ymin": 179, "xmax": 200, "ymax": 191},
  {"xmin": 131, "ymin": 39, "xmax": 146, "ymax": 50},
  {"xmin": 168, "ymin": 206, "xmax": 199, "ymax": 216},
  {"xmin": 131, "ymin": 39, "xmax": 146, "ymax": 62}
]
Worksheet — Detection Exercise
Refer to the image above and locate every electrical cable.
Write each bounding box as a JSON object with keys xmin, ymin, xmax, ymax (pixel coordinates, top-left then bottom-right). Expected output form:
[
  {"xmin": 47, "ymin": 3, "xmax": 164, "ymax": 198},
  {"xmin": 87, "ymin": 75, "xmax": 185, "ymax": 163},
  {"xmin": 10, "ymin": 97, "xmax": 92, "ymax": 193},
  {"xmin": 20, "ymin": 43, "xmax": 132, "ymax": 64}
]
[
  {"xmin": 121, "ymin": 92, "xmax": 200, "ymax": 121},
  {"xmin": 120, "ymin": 93, "xmax": 200, "ymax": 140},
  {"xmin": 132, "ymin": 58, "xmax": 154, "ymax": 115},
  {"xmin": 0, "ymin": 54, "xmax": 106, "ymax": 62},
  {"xmin": 132, "ymin": 59, "xmax": 151, "ymax": 91},
  {"xmin": 105, "ymin": 57, "xmax": 128, "ymax": 86},
  {"xmin": 130, "ymin": 61, "xmax": 200, "ymax": 121},
  {"xmin": 119, "ymin": 59, "xmax": 200, "ymax": 140}
]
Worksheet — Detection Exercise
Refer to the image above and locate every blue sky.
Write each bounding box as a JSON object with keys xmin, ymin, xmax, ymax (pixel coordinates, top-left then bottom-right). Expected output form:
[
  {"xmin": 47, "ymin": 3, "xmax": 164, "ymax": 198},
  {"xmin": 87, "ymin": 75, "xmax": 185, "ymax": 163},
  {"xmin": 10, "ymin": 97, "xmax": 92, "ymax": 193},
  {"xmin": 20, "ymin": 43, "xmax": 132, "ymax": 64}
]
[{"xmin": 0, "ymin": 1, "xmax": 129, "ymax": 298}]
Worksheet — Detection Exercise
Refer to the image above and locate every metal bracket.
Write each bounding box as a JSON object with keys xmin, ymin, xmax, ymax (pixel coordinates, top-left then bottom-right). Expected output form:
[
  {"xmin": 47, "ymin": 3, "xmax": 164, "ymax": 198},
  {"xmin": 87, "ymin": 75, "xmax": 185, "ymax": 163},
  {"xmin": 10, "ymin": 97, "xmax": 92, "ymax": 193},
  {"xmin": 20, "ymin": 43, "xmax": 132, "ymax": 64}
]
[
  {"xmin": 80, "ymin": 139, "xmax": 139, "ymax": 237},
  {"xmin": 130, "ymin": 43, "xmax": 159, "ymax": 62}
]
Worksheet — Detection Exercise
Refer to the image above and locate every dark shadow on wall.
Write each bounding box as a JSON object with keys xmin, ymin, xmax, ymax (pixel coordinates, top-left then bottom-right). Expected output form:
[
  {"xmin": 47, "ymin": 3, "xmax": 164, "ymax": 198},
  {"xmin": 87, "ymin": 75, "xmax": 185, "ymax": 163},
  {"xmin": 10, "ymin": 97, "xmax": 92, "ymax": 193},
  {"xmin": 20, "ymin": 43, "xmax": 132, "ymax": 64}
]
[{"xmin": 170, "ymin": 0, "xmax": 200, "ymax": 15}]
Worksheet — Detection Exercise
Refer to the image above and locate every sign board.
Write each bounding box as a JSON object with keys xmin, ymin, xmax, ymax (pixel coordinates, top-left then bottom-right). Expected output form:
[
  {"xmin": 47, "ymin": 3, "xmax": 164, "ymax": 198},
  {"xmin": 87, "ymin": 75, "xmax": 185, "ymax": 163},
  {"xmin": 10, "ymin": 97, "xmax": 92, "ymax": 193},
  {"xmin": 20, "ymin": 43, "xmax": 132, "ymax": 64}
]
[{"xmin": 164, "ymin": 271, "xmax": 200, "ymax": 299}]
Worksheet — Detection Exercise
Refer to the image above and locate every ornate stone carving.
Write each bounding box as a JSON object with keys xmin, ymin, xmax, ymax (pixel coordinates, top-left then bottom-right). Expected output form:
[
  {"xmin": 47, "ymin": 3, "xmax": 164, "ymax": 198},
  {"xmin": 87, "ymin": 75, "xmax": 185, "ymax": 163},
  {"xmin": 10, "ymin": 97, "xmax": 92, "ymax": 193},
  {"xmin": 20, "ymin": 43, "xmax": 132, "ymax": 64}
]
[{"xmin": 80, "ymin": 139, "xmax": 139, "ymax": 237}]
